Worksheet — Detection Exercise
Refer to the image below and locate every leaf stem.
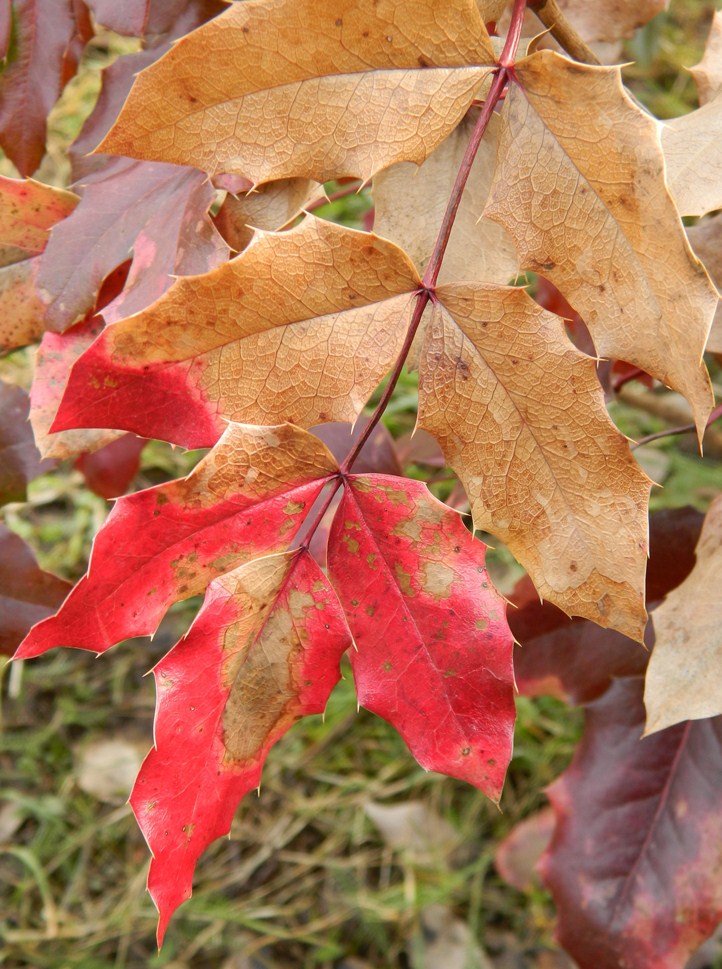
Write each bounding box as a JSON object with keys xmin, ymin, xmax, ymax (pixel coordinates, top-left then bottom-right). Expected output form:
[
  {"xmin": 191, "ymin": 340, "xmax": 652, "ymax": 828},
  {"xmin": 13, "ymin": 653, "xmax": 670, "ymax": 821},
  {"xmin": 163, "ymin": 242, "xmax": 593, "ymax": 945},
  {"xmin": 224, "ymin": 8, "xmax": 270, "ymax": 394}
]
[
  {"xmin": 631, "ymin": 402, "xmax": 722, "ymax": 450},
  {"xmin": 527, "ymin": 0, "xmax": 602, "ymax": 66},
  {"xmin": 301, "ymin": 0, "xmax": 529, "ymax": 544}
]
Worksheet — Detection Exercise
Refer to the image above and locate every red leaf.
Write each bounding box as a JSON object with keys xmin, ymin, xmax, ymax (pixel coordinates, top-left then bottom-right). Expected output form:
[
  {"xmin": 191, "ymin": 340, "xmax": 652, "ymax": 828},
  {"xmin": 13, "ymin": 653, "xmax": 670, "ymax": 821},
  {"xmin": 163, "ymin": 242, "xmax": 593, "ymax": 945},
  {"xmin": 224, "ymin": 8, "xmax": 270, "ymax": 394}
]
[
  {"xmin": 83, "ymin": 0, "xmax": 150, "ymax": 35},
  {"xmin": 327, "ymin": 474, "xmax": 515, "ymax": 802},
  {"xmin": 75, "ymin": 434, "xmax": 147, "ymax": 499},
  {"xmin": 0, "ymin": 0, "xmax": 80, "ymax": 175},
  {"xmin": 37, "ymin": 159, "xmax": 228, "ymax": 331},
  {"xmin": 510, "ymin": 507, "xmax": 704, "ymax": 704},
  {"xmin": 0, "ymin": 380, "xmax": 46, "ymax": 506},
  {"xmin": 30, "ymin": 314, "xmax": 124, "ymax": 459},
  {"xmin": 0, "ymin": 524, "xmax": 71, "ymax": 656},
  {"xmin": 132, "ymin": 550, "xmax": 351, "ymax": 943},
  {"xmin": 541, "ymin": 677, "xmax": 722, "ymax": 969},
  {"xmin": 16, "ymin": 423, "xmax": 338, "ymax": 658}
]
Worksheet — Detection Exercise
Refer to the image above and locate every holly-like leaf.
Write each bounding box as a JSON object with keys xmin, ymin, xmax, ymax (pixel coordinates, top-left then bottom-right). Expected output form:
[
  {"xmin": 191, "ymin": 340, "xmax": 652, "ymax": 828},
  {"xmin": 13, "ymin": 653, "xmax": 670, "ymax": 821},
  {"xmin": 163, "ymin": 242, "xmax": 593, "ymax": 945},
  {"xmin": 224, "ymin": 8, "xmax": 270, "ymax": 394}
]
[
  {"xmin": 373, "ymin": 111, "xmax": 519, "ymax": 285},
  {"xmin": 0, "ymin": 380, "xmax": 45, "ymax": 506},
  {"xmin": 553, "ymin": 0, "xmax": 668, "ymax": 43},
  {"xmin": 645, "ymin": 495, "xmax": 722, "ymax": 734},
  {"xmin": 0, "ymin": 0, "xmax": 82, "ymax": 175},
  {"xmin": 53, "ymin": 217, "xmax": 420, "ymax": 447},
  {"xmin": 541, "ymin": 677, "xmax": 722, "ymax": 969},
  {"xmin": 213, "ymin": 178, "xmax": 324, "ymax": 254},
  {"xmin": 132, "ymin": 549, "xmax": 351, "ymax": 943},
  {"xmin": 0, "ymin": 524, "xmax": 71, "ymax": 656},
  {"xmin": 485, "ymin": 50, "xmax": 715, "ymax": 436},
  {"xmin": 418, "ymin": 284, "xmax": 651, "ymax": 638},
  {"xmin": 15, "ymin": 423, "xmax": 338, "ymax": 658},
  {"xmin": 37, "ymin": 159, "xmax": 228, "ymax": 331},
  {"xmin": 663, "ymin": 94, "xmax": 722, "ymax": 218},
  {"xmin": 327, "ymin": 474, "xmax": 515, "ymax": 802},
  {"xmin": 97, "ymin": 0, "xmax": 495, "ymax": 183},
  {"xmin": 687, "ymin": 214, "xmax": 722, "ymax": 354},
  {"xmin": 691, "ymin": 10, "xmax": 722, "ymax": 107}
]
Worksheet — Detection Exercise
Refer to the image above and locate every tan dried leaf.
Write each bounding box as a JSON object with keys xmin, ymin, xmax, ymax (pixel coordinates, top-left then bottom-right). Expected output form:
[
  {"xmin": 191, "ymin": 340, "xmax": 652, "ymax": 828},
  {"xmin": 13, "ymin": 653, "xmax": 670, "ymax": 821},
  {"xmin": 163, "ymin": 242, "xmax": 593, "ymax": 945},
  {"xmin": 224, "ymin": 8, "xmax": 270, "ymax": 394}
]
[
  {"xmin": 645, "ymin": 494, "xmax": 722, "ymax": 734},
  {"xmin": 214, "ymin": 178, "xmax": 325, "ymax": 254},
  {"xmin": 373, "ymin": 111, "xmax": 519, "ymax": 286},
  {"xmin": 0, "ymin": 177, "xmax": 77, "ymax": 255},
  {"xmin": 554, "ymin": 0, "xmax": 668, "ymax": 43},
  {"xmin": 0, "ymin": 259, "xmax": 46, "ymax": 354},
  {"xmin": 97, "ymin": 0, "xmax": 494, "ymax": 183},
  {"xmin": 485, "ymin": 51, "xmax": 715, "ymax": 437},
  {"xmin": 419, "ymin": 284, "xmax": 650, "ymax": 639},
  {"xmin": 691, "ymin": 10, "xmax": 722, "ymax": 106},
  {"xmin": 476, "ymin": 0, "xmax": 508, "ymax": 21},
  {"xmin": 663, "ymin": 93, "xmax": 722, "ymax": 218},
  {"xmin": 687, "ymin": 214, "xmax": 722, "ymax": 354},
  {"xmin": 65, "ymin": 216, "xmax": 421, "ymax": 439}
]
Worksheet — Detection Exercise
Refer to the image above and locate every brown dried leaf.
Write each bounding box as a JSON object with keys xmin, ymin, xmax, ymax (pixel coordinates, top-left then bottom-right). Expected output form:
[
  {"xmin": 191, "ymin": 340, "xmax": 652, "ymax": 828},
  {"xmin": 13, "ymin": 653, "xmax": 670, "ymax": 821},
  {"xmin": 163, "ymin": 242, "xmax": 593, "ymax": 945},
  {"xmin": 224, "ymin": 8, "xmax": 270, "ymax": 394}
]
[
  {"xmin": 214, "ymin": 179, "xmax": 324, "ymax": 254},
  {"xmin": 485, "ymin": 51, "xmax": 715, "ymax": 437},
  {"xmin": 98, "ymin": 0, "xmax": 495, "ymax": 183},
  {"xmin": 418, "ymin": 284, "xmax": 650, "ymax": 639},
  {"xmin": 0, "ymin": 259, "xmax": 46, "ymax": 354},
  {"xmin": 663, "ymin": 93, "xmax": 722, "ymax": 218},
  {"xmin": 691, "ymin": 10, "xmax": 722, "ymax": 106},
  {"xmin": 0, "ymin": 176, "xmax": 77, "ymax": 255},
  {"xmin": 645, "ymin": 495, "xmax": 722, "ymax": 735},
  {"xmin": 687, "ymin": 214, "xmax": 722, "ymax": 354},
  {"xmin": 554, "ymin": 0, "xmax": 668, "ymax": 43},
  {"xmin": 373, "ymin": 111, "xmax": 519, "ymax": 285},
  {"xmin": 56, "ymin": 217, "xmax": 421, "ymax": 446}
]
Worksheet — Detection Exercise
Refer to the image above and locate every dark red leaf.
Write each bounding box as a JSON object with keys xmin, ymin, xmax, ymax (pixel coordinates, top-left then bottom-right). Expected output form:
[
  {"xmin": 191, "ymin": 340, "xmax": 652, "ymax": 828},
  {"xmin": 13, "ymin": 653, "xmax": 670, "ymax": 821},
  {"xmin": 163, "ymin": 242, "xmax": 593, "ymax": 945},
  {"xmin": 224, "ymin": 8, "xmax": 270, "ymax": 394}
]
[
  {"xmin": 83, "ymin": 0, "xmax": 150, "ymax": 35},
  {"xmin": 541, "ymin": 677, "xmax": 722, "ymax": 969},
  {"xmin": 132, "ymin": 549, "xmax": 351, "ymax": 943},
  {"xmin": 0, "ymin": 1, "xmax": 10, "ymax": 61},
  {"xmin": 0, "ymin": 380, "xmax": 46, "ymax": 505},
  {"xmin": 16, "ymin": 424, "xmax": 337, "ymax": 658},
  {"xmin": 510, "ymin": 507, "xmax": 704, "ymax": 704},
  {"xmin": 38, "ymin": 159, "xmax": 228, "ymax": 331},
  {"xmin": 75, "ymin": 434, "xmax": 147, "ymax": 499},
  {"xmin": 0, "ymin": 0, "xmax": 79, "ymax": 175},
  {"xmin": 0, "ymin": 524, "xmax": 71, "ymax": 655},
  {"xmin": 327, "ymin": 474, "xmax": 515, "ymax": 802}
]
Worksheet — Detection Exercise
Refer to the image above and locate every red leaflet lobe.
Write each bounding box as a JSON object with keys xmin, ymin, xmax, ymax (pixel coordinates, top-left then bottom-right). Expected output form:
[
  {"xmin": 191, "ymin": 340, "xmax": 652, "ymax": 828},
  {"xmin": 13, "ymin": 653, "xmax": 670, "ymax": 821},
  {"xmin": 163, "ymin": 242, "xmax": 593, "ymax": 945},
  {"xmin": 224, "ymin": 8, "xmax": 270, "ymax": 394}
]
[
  {"xmin": 327, "ymin": 474, "xmax": 515, "ymax": 802},
  {"xmin": 16, "ymin": 424, "xmax": 338, "ymax": 657},
  {"xmin": 132, "ymin": 550, "xmax": 351, "ymax": 943},
  {"xmin": 541, "ymin": 677, "xmax": 722, "ymax": 969}
]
